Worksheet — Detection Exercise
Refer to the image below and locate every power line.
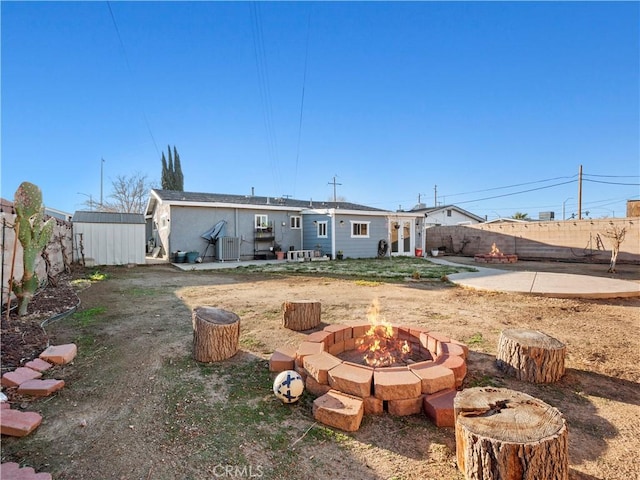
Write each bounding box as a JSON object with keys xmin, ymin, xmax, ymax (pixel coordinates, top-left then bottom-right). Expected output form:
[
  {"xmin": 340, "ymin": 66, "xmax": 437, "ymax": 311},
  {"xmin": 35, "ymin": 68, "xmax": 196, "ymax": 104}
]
[
  {"xmin": 443, "ymin": 174, "xmax": 578, "ymax": 198},
  {"xmin": 583, "ymin": 178, "xmax": 640, "ymax": 186},
  {"xmin": 293, "ymin": 7, "xmax": 312, "ymax": 198},
  {"xmin": 106, "ymin": 2, "xmax": 160, "ymax": 157},
  {"xmin": 452, "ymin": 179, "xmax": 578, "ymax": 205},
  {"xmin": 583, "ymin": 173, "xmax": 640, "ymax": 178}
]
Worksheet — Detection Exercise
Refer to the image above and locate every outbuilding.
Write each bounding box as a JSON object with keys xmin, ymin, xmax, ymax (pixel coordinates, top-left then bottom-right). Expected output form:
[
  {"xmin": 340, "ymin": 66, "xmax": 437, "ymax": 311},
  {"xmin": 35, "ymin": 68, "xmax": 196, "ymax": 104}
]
[{"xmin": 72, "ymin": 211, "xmax": 146, "ymax": 266}]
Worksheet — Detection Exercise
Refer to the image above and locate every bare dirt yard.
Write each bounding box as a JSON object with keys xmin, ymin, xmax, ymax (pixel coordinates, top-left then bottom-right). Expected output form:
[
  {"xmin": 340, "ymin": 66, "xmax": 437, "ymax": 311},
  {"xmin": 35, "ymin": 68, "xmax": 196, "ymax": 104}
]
[{"xmin": 2, "ymin": 258, "xmax": 639, "ymax": 480}]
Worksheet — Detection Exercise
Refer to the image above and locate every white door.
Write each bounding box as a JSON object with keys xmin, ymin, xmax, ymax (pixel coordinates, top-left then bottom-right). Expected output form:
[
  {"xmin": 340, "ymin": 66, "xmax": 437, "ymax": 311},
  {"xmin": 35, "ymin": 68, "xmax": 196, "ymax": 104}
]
[{"xmin": 390, "ymin": 220, "xmax": 413, "ymax": 255}]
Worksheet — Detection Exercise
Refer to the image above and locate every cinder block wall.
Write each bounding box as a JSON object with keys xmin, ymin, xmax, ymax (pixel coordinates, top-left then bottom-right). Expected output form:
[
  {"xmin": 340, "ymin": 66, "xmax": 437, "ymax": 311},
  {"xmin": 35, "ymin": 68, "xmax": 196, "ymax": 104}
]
[{"xmin": 425, "ymin": 218, "xmax": 639, "ymax": 264}]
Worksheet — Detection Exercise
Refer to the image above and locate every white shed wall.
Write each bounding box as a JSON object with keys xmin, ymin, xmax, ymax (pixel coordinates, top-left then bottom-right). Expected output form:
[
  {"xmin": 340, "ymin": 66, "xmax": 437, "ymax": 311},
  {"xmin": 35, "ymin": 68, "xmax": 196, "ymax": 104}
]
[{"xmin": 74, "ymin": 223, "xmax": 146, "ymax": 266}]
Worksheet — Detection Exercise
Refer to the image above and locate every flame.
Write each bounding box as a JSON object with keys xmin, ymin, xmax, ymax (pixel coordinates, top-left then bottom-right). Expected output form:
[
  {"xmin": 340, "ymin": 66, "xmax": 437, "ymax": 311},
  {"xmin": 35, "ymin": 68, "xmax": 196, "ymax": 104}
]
[
  {"xmin": 490, "ymin": 243, "xmax": 501, "ymax": 255},
  {"xmin": 358, "ymin": 299, "xmax": 412, "ymax": 367}
]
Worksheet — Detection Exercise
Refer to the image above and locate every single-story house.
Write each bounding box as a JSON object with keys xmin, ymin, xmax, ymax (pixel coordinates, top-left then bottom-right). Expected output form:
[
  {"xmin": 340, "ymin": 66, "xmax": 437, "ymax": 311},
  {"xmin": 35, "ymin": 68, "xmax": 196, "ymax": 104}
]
[
  {"xmin": 145, "ymin": 189, "xmax": 423, "ymax": 261},
  {"xmin": 409, "ymin": 204, "xmax": 486, "ymax": 226},
  {"xmin": 72, "ymin": 211, "xmax": 146, "ymax": 266}
]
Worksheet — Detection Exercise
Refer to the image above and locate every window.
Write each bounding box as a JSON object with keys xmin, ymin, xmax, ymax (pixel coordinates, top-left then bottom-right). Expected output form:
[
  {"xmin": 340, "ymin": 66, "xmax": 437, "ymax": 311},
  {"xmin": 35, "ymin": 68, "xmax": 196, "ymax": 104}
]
[
  {"xmin": 255, "ymin": 214, "xmax": 269, "ymax": 229},
  {"xmin": 290, "ymin": 216, "xmax": 301, "ymax": 229},
  {"xmin": 447, "ymin": 209, "xmax": 452, "ymax": 217},
  {"xmin": 317, "ymin": 221, "xmax": 327, "ymax": 238},
  {"xmin": 351, "ymin": 221, "xmax": 370, "ymax": 238}
]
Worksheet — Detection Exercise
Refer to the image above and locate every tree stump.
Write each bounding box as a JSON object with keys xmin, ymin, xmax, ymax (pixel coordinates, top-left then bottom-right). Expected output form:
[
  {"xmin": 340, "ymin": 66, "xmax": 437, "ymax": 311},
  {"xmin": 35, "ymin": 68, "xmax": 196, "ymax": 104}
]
[
  {"xmin": 282, "ymin": 300, "xmax": 321, "ymax": 331},
  {"xmin": 496, "ymin": 329, "xmax": 566, "ymax": 383},
  {"xmin": 192, "ymin": 307, "xmax": 240, "ymax": 362},
  {"xmin": 454, "ymin": 387, "xmax": 568, "ymax": 480}
]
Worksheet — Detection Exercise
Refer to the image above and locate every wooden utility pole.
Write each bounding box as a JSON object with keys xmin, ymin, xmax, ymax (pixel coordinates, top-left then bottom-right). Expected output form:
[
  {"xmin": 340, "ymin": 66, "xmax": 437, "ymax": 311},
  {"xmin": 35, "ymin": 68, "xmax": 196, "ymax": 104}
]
[
  {"xmin": 578, "ymin": 164, "xmax": 583, "ymax": 220},
  {"xmin": 434, "ymin": 185, "xmax": 437, "ymax": 206},
  {"xmin": 328, "ymin": 175, "xmax": 342, "ymax": 202}
]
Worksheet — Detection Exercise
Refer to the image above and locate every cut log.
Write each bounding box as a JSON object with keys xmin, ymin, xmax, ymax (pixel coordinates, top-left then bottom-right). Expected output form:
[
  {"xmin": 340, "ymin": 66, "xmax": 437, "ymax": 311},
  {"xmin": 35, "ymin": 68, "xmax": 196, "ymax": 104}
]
[
  {"xmin": 192, "ymin": 307, "xmax": 240, "ymax": 362},
  {"xmin": 454, "ymin": 387, "xmax": 568, "ymax": 480},
  {"xmin": 496, "ymin": 329, "xmax": 565, "ymax": 383},
  {"xmin": 282, "ymin": 300, "xmax": 321, "ymax": 331}
]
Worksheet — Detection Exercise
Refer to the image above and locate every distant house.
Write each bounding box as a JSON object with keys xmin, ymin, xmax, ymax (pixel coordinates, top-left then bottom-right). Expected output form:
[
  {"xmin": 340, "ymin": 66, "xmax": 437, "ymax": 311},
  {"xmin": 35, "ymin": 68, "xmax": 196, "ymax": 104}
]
[
  {"xmin": 409, "ymin": 204, "xmax": 485, "ymax": 226},
  {"xmin": 72, "ymin": 211, "xmax": 146, "ymax": 266},
  {"xmin": 145, "ymin": 189, "xmax": 422, "ymax": 261}
]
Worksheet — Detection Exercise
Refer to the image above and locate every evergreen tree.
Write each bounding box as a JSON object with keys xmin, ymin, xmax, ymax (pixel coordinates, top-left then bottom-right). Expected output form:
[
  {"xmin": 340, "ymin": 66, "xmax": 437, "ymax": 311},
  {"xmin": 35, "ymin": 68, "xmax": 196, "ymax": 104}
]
[
  {"xmin": 159, "ymin": 145, "xmax": 184, "ymax": 191},
  {"xmin": 173, "ymin": 146, "xmax": 184, "ymax": 191}
]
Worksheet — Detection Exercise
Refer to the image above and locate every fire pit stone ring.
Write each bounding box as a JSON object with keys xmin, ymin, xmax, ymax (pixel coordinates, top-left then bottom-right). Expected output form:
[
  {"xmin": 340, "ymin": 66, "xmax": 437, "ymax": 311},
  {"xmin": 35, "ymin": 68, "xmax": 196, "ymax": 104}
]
[{"xmin": 270, "ymin": 324, "xmax": 468, "ymax": 430}]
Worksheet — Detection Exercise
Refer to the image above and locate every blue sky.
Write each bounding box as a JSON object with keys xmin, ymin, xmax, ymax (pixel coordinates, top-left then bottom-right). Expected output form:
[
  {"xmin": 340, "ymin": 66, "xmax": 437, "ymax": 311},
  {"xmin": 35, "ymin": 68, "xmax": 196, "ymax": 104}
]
[{"xmin": 2, "ymin": 1, "xmax": 638, "ymax": 220}]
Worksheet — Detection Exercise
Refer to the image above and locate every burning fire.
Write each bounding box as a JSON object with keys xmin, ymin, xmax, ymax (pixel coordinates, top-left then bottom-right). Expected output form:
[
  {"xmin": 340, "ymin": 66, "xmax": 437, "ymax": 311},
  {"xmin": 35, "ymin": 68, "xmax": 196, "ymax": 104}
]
[
  {"xmin": 358, "ymin": 300, "xmax": 412, "ymax": 367},
  {"xmin": 490, "ymin": 243, "xmax": 501, "ymax": 256}
]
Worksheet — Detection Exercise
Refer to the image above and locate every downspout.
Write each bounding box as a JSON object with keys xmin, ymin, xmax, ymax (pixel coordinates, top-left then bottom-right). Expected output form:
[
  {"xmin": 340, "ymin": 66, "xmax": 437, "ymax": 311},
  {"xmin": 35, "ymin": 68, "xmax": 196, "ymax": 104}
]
[{"xmin": 330, "ymin": 212, "xmax": 336, "ymax": 259}]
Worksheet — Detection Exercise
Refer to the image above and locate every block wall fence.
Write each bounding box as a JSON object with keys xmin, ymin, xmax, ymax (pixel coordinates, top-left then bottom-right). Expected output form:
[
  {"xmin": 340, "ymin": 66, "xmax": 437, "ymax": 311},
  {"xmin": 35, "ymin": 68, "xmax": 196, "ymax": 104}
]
[{"xmin": 424, "ymin": 217, "xmax": 639, "ymax": 264}]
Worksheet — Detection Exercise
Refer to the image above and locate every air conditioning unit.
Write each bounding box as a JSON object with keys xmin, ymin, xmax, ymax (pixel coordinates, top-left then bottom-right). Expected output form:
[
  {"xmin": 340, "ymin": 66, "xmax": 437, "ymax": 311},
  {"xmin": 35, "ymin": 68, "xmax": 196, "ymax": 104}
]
[{"xmin": 216, "ymin": 237, "xmax": 240, "ymax": 262}]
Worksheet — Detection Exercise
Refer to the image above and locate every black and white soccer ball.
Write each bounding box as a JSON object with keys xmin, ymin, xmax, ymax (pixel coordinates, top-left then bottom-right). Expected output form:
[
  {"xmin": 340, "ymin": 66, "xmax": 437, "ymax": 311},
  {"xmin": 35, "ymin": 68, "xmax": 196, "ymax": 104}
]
[{"xmin": 272, "ymin": 370, "xmax": 304, "ymax": 404}]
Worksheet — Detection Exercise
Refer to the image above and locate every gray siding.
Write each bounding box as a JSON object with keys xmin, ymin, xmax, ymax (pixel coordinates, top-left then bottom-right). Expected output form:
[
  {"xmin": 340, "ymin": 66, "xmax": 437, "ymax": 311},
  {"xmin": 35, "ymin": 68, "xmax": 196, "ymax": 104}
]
[
  {"xmin": 302, "ymin": 215, "xmax": 332, "ymax": 256},
  {"xmin": 335, "ymin": 215, "xmax": 388, "ymax": 259}
]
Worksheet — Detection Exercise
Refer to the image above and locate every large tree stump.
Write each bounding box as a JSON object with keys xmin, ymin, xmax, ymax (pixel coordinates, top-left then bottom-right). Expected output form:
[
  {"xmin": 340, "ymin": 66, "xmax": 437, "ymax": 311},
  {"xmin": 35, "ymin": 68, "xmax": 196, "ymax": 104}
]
[
  {"xmin": 282, "ymin": 300, "xmax": 321, "ymax": 331},
  {"xmin": 192, "ymin": 307, "xmax": 240, "ymax": 362},
  {"xmin": 496, "ymin": 329, "xmax": 566, "ymax": 383},
  {"xmin": 455, "ymin": 387, "xmax": 568, "ymax": 480}
]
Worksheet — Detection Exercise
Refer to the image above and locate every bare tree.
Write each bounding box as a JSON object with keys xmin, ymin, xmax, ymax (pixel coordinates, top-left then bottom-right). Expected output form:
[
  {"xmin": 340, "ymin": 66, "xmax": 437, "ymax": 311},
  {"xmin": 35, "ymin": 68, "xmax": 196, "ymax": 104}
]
[
  {"xmin": 101, "ymin": 173, "xmax": 155, "ymax": 213},
  {"xmin": 601, "ymin": 225, "xmax": 627, "ymax": 273}
]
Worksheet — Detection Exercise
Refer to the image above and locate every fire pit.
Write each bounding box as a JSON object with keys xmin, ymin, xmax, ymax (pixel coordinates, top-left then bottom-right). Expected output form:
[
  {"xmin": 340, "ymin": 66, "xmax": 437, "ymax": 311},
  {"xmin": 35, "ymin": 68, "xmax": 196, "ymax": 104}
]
[
  {"xmin": 269, "ymin": 302, "xmax": 468, "ymax": 431},
  {"xmin": 474, "ymin": 243, "xmax": 518, "ymax": 264}
]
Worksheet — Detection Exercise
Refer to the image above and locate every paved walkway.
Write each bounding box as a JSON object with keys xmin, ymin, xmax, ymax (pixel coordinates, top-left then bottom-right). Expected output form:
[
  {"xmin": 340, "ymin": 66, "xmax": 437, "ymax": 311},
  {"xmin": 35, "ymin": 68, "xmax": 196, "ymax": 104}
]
[{"xmin": 431, "ymin": 258, "xmax": 640, "ymax": 299}]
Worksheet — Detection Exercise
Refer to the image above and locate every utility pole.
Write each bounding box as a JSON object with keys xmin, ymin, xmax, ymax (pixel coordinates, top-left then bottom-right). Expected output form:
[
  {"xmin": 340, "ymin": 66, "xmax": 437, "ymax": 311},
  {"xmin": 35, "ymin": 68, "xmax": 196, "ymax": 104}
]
[
  {"xmin": 577, "ymin": 164, "xmax": 583, "ymax": 220},
  {"xmin": 328, "ymin": 175, "xmax": 342, "ymax": 202},
  {"xmin": 434, "ymin": 185, "xmax": 437, "ymax": 207}
]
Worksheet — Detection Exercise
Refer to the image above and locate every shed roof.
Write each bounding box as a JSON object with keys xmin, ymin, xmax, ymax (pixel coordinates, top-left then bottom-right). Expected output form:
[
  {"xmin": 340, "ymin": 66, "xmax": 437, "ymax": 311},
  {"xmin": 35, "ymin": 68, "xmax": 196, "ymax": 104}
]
[{"xmin": 72, "ymin": 211, "xmax": 145, "ymax": 224}]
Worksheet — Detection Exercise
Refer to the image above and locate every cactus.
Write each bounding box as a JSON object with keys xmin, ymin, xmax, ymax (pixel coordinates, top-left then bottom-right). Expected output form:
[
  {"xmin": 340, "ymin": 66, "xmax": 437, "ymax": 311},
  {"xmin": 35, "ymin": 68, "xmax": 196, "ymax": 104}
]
[{"xmin": 11, "ymin": 182, "xmax": 55, "ymax": 316}]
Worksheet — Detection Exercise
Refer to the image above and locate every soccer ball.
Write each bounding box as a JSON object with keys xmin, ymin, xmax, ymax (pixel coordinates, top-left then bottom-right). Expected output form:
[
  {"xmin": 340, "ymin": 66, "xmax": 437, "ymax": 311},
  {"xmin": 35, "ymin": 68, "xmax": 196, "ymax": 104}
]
[{"xmin": 273, "ymin": 370, "xmax": 304, "ymax": 404}]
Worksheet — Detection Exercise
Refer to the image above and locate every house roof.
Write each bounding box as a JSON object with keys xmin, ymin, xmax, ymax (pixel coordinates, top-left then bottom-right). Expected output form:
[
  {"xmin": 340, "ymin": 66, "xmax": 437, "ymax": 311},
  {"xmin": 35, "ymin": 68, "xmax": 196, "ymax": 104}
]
[
  {"xmin": 72, "ymin": 211, "xmax": 145, "ymax": 224},
  {"xmin": 409, "ymin": 204, "xmax": 485, "ymax": 223},
  {"xmin": 147, "ymin": 189, "xmax": 387, "ymax": 213}
]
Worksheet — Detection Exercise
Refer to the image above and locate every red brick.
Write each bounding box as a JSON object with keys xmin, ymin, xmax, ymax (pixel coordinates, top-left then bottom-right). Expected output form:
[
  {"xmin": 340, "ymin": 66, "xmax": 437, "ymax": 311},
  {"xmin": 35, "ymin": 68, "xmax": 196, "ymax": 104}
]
[
  {"xmin": 328, "ymin": 340, "xmax": 345, "ymax": 356},
  {"xmin": 435, "ymin": 355, "xmax": 467, "ymax": 387},
  {"xmin": 306, "ymin": 376, "xmax": 332, "ymax": 397},
  {"xmin": 427, "ymin": 332, "xmax": 450, "ymax": 354},
  {"xmin": 17, "ymin": 379, "xmax": 65, "ymax": 397},
  {"xmin": 363, "ymin": 396, "xmax": 384, "ymax": 415},
  {"xmin": 305, "ymin": 331, "xmax": 334, "ymax": 347},
  {"xmin": 1, "ymin": 403, "xmax": 10, "ymax": 410},
  {"xmin": 352, "ymin": 323, "xmax": 371, "ymax": 338},
  {"xmin": 294, "ymin": 364, "xmax": 308, "ymax": 383},
  {"xmin": 423, "ymin": 388, "xmax": 457, "ymax": 427},
  {"xmin": 328, "ymin": 362, "xmax": 373, "ymax": 398},
  {"xmin": 449, "ymin": 339, "xmax": 469, "ymax": 359},
  {"xmin": 295, "ymin": 342, "xmax": 325, "ymax": 368},
  {"xmin": 397, "ymin": 326, "xmax": 412, "ymax": 342},
  {"xmin": 39, "ymin": 343, "xmax": 77, "ymax": 365},
  {"xmin": 269, "ymin": 347, "xmax": 296, "ymax": 372},
  {"xmin": 324, "ymin": 324, "xmax": 352, "ymax": 342},
  {"xmin": 436, "ymin": 342, "xmax": 465, "ymax": 359},
  {"xmin": 313, "ymin": 390, "xmax": 364, "ymax": 432},
  {"xmin": 24, "ymin": 358, "xmax": 53, "ymax": 372},
  {"xmin": 373, "ymin": 367, "xmax": 422, "ymax": 401},
  {"xmin": 0, "ymin": 462, "xmax": 51, "ymax": 480},
  {"xmin": 388, "ymin": 396, "xmax": 424, "ymax": 416},
  {"xmin": 410, "ymin": 326, "xmax": 429, "ymax": 338},
  {"xmin": 0, "ymin": 409, "xmax": 42, "ymax": 437},
  {"xmin": 1, "ymin": 367, "xmax": 42, "ymax": 387},
  {"xmin": 344, "ymin": 337, "xmax": 356, "ymax": 351},
  {"xmin": 419, "ymin": 332, "xmax": 430, "ymax": 349},
  {"xmin": 304, "ymin": 352, "xmax": 342, "ymax": 384},
  {"xmin": 410, "ymin": 362, "xmax": 455, "ymax": 394}
]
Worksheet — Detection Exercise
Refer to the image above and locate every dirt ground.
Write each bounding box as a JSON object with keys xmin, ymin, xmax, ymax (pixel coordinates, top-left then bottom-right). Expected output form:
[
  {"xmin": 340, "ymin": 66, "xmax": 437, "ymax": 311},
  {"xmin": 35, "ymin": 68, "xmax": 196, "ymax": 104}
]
[{"xmin": 1, "ymin": 258, "xmax": 639, "ymax": 480}]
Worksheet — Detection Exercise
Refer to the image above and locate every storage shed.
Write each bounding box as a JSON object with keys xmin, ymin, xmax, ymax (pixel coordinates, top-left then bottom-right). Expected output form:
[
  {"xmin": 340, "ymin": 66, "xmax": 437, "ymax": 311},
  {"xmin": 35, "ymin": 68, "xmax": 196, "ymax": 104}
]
[{"xmin": 72, "ymin": 211, "xmax": 146, "ymax": 266}]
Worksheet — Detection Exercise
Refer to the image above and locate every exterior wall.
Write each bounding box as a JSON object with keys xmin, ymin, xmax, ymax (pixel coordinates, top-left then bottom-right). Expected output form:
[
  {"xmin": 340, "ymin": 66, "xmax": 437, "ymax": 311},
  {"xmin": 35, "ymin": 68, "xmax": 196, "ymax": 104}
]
[
  {"xmin": 425, "ymin": 208, "xmax": 481, "ymax": 226},
  {"xmin": 425, "ymin": 218, "xmax": 639, "ymax": 263},
  {"xmin": 73, "ymin": 222, "xmax": 146, "ymax": 266},
  {"xmin": 336, "ymin": 214, "xmax": 389, "ymax": 259},
  {"xmin": 303, "ymin": 214, "xmax": 332, "ymax": 256},
  {"xmin": 162, "ymin": 205, "xmax": 304, "ymax": 261},
  {"xmin": 2, "ymin": 213, "xmax": 73, "ymax": 306}
]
